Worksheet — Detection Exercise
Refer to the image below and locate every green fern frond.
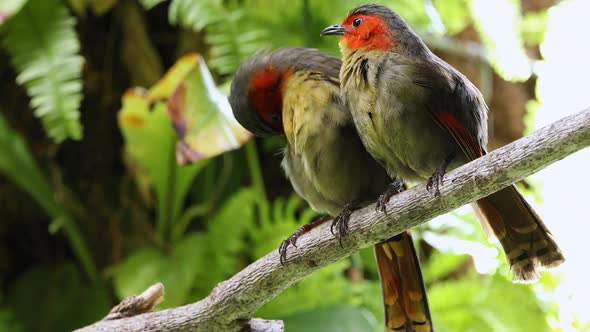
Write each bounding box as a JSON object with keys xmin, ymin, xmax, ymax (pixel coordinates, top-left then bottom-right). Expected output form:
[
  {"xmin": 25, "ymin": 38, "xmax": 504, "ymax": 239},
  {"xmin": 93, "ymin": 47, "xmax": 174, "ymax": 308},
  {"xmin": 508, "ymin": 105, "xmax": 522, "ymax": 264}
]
[
  {"xmin": 169, "ymin": 0, "xmax": 269, "ymax": 75},
  {"xmin": 169, "ymin": 0, "xmax": 224, "ymax": 30},
  {"xmin": 1, "ymin": 0, "xmax": 83, "ymax": 142}
]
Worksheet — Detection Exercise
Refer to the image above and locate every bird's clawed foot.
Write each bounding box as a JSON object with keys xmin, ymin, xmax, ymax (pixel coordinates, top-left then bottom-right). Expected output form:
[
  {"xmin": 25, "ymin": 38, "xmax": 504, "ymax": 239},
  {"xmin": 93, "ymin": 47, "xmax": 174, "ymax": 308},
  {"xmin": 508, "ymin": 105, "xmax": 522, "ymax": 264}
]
[
  {"xmin": 376, "ymin": 180, "xmax": 405, "ymax": 213},
  {"xmin": 279, "ymin": 233, "xmax": 300, "ymax": 266},
  {"xmin": 426, "ymin": 172, "xmax": 444, "ymax": 196},
  {"xmin": 279, "ymin": 216, "xmax": 331, "ymax": 265},
  {"xmin": 427, "ymin": 153, "xmax": 454, "ymax": 197},
  {"xmin": 330, "ymin": 202, "xmax": 359, "ymax": 247}
]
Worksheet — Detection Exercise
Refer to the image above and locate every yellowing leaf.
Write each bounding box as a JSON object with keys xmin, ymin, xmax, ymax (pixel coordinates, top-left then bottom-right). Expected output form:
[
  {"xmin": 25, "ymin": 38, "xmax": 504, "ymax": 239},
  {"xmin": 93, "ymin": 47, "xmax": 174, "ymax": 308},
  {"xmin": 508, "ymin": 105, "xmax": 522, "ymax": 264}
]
[
  {"xmin": 0, "ymin": 0, "xmax": 27, "ymax": 25},
  {"xmin": 148, "ymin": 54, "xmax": 200, "ymax": 100},
  {"xmin": 117, "ymin": 54, "xmax": 249, "ymax": 240},
  {"xmin": 166, "ymin": 54, "xmax": 252, "ymax": 164}
]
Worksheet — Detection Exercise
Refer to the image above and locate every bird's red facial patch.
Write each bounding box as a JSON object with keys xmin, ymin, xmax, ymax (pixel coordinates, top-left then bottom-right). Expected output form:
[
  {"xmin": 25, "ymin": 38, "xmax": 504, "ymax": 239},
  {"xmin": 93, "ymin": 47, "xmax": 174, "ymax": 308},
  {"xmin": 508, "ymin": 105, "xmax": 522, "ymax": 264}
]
[
  {"xmin": 340, "ymin": 14, "xmax": 397, "ymax": 52},
  {"xmin": 247, "ymin": 65, "xmax": 291, "ymax": 133}
]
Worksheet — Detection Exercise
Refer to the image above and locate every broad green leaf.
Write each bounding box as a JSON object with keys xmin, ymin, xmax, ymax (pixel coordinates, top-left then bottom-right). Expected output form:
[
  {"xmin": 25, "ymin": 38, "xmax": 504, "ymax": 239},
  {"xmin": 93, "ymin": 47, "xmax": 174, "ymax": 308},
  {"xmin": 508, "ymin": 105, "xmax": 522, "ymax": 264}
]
[
  {"xmin": 1, "ymin": 0, "xmax": 84, "ymax": 142},
  {"xmin": 167, "ymin": 54, "xmax": 252, "ymax": 164},
  {"xmin": 7, "ymin": 264, "xmax": 109, "ymax": 332},
  {"xmin": 283, "ymin": 305, "xmax": 377, "ymax": 332},
  {"xmin": 113, "ymin": 233, "xmax": 206, "ymax": 308},
  {"xmin": 0, "ymin": 114, "xmax": 96, "ymax": 280},
  {"xmin": 0, "ymin": 0, "xmax": 27, "ymax": 25},
  {"xmin": 112, "ymin": 247, "xmax": 166, "ymax": 301}
]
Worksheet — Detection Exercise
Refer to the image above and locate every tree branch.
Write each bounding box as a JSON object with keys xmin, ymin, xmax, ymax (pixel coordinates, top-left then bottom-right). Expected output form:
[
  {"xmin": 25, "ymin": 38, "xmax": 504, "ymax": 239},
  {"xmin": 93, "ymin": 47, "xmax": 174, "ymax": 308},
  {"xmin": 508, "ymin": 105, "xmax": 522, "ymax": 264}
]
[{"xmin": 77, "ymin": 108, "xmax": 590, "ymax": 332}]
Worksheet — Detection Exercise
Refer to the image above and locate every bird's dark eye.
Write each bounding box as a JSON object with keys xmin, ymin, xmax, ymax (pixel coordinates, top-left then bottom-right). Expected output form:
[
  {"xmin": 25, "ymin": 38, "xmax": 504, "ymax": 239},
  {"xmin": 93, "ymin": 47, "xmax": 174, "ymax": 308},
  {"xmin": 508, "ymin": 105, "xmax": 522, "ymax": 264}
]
[{"xmin": 352, "ymin": 18, "xmax": 363, "ymax": 28}]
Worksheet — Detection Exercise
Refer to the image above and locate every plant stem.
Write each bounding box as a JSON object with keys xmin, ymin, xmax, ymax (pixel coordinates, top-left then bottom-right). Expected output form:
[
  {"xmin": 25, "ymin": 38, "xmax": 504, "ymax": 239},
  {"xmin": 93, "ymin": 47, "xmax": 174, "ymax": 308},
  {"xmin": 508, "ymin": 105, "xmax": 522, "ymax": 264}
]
[
  {"xmin": 157, "ymin": 137, "xmax": 178, "ymax": 243},
  {"xmin": 245, "ymin": 140, "xmax": 270, "ymax": 224}
]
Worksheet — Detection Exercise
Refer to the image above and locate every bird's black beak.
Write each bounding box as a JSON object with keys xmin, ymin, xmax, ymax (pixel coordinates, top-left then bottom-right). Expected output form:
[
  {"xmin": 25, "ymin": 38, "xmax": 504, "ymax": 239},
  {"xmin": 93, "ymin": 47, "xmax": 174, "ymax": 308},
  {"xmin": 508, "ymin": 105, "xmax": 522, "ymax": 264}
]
[{"xmin": 321, "ymin": 24, "xmax": 348, "ymax": 36}]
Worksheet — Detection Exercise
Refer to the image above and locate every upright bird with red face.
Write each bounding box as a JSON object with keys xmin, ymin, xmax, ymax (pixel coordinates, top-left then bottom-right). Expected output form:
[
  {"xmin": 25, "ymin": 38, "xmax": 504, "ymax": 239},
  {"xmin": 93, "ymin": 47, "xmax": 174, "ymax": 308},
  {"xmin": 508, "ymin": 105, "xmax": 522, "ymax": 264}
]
[
  {"xmin": 321, "ymin": 4, "xmax": 564, "ymax": 282},
  {"xmin": 230, "ymin": 48, "xmax": 434, "ymax": 332}
]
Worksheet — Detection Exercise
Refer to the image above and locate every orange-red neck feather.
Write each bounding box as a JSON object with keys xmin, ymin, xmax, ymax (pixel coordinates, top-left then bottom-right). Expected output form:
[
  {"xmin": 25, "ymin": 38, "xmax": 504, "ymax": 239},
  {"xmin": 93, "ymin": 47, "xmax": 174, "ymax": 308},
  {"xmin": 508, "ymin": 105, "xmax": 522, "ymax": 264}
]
[
  {"xmin": 340, "ymin": 15, "xmax": 397, "ymax": 52},
  {"xmin": 247, "ymin": 65, "xmax": 291, "ymax": 132}
]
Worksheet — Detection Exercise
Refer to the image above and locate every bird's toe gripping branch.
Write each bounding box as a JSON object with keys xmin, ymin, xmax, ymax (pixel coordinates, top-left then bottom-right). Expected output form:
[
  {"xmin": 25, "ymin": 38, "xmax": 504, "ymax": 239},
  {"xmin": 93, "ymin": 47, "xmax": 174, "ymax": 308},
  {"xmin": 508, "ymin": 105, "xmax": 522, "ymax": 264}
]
[
  {"xmin": 426, "ymin": 153, "xmax": 455, "ymax": 197},
  {"xmin": 279, "ymin": 215, "xmax": 331, "ymax": 265},
  {"xmin": 376, "ymin": 180, "xmax": 406, "ymax": 213}
]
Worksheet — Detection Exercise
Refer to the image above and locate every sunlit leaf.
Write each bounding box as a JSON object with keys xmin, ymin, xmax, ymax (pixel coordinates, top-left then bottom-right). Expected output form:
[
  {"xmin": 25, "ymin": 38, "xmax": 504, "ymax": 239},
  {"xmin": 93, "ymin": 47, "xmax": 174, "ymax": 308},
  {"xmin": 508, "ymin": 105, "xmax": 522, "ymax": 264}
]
[{"xmin": 167, "ymin": 54, "xmax": 252, "ymax": 164}]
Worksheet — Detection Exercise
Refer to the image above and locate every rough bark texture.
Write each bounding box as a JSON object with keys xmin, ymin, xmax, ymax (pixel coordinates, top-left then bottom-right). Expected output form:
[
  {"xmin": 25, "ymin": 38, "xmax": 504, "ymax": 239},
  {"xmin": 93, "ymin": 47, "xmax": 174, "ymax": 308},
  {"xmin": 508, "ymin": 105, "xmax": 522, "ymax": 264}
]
[{"xmin": 76, "ymin": 108, "xmax": 590, "ymax": 332}]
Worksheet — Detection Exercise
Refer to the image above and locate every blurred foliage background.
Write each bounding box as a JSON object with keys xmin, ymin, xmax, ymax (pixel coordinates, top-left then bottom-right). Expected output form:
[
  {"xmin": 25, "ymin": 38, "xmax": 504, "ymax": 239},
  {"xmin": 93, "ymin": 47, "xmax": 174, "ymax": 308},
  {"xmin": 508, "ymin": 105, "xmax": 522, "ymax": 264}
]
[{"xmin": 0, "ymin": 0, "xmax": 588, "ymax": 331}]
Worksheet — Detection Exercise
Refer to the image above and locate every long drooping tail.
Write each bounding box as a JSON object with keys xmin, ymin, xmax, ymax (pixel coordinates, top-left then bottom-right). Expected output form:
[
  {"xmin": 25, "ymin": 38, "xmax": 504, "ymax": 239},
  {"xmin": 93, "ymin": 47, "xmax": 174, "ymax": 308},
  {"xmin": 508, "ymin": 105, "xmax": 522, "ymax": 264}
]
[
  {"xmin": 375, "ymin": 231, "xmax": 433, "ymax": 332},
  {"xmin": 474, "ymin": 185, "xmax": 564, "ymax": 282}
]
